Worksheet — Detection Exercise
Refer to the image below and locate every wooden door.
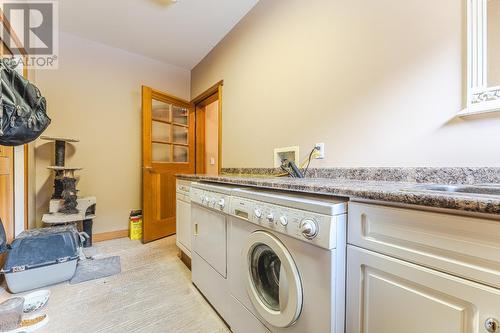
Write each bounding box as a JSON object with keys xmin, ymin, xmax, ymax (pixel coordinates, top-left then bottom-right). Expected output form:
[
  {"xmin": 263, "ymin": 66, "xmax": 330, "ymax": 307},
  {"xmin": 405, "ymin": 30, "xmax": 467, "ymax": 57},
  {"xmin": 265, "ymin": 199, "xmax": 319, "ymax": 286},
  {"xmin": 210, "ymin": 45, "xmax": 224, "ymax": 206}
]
[
  {"xmin": 346, "ymin": 245, "xmax": 500, "ymax": 333},
  {"xmin": 142, "ymin": 86, "xmax": 195, "ymax": 243}
]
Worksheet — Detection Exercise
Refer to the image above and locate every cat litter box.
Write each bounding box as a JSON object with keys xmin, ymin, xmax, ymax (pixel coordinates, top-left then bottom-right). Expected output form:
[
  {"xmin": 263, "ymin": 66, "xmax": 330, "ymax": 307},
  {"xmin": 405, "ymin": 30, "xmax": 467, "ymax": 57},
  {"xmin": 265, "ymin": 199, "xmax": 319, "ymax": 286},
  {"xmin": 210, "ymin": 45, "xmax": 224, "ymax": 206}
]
[{"xmin": 0, "ymin": 220, "xmax": 80, "ymax": 294}]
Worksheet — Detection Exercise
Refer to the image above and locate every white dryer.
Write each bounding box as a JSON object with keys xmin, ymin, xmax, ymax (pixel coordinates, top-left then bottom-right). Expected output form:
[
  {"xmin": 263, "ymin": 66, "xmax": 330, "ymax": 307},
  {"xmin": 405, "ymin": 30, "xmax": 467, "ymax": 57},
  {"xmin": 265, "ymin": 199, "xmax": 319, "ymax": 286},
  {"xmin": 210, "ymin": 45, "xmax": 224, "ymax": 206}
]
[
  {"xmin": 190, "ymin": 182, "xmax": 244, "ymax": 322},
  {"xmin": 228, "ymin": 188, "xmax": 347, "ymax": 333}
]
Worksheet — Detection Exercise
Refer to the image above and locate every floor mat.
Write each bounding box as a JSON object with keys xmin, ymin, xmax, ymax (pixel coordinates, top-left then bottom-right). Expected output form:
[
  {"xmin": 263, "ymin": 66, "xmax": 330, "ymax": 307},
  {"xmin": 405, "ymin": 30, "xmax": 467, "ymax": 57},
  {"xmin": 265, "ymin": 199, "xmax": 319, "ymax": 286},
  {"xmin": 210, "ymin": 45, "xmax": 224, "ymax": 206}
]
[{"xmin": 70, "ymin": 256, "xmax": 121, "ymax": 284}]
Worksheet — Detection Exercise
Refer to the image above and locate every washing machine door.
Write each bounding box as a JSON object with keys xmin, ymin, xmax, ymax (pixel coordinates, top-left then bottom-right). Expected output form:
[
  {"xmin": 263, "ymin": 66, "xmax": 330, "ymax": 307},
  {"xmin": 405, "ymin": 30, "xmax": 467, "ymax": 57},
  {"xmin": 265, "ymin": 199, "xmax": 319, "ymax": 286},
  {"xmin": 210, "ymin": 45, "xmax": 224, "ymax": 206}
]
[{"xmin": 244, "ymin": 231, "xmax": 303, "ymax": 328}]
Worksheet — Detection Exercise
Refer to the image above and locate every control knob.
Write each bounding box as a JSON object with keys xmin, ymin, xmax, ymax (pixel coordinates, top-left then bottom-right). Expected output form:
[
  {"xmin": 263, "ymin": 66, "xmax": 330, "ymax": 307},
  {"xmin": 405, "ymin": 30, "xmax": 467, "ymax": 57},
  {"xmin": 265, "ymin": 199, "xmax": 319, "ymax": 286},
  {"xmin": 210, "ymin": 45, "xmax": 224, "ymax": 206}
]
[
  {"xmin": 299, "ymin": 219, "xmax": 318, "ymax": 239},
  {"xmin": 486, "ymin": 318, "xmax": 499, "ymax": 333},
  {"xmin": 279, "ymin": 216, "xmax": 288, "ymax": 226},
  {"xmin": 266, "ymin": 213, "xmax": 274, "ymax": 223},
  {"xmin": 254, "ymin": 209, "xmax": 262, "ymax": 219}
]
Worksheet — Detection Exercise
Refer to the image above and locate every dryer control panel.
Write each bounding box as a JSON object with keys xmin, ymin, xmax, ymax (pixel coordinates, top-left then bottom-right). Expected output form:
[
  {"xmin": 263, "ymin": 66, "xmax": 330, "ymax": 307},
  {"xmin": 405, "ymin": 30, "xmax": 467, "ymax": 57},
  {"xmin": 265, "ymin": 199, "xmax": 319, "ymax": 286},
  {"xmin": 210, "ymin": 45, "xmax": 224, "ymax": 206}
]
[
  {"xmin": 191, "ymin": 187, "xmax": 231, "ymax": 214},
  {"xmin": 229, "ymin": 195, "xmax": 344, "ymax": 250}
]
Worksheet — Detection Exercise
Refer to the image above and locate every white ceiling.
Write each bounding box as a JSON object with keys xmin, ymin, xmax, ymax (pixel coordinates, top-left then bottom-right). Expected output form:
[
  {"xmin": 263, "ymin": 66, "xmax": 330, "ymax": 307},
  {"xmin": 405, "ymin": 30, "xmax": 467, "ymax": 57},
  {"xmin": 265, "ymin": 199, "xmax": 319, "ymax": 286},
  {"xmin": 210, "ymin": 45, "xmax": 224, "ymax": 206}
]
[{"xmin": 59, "ymin": 0, "xmax": 259, "ymax": 69}]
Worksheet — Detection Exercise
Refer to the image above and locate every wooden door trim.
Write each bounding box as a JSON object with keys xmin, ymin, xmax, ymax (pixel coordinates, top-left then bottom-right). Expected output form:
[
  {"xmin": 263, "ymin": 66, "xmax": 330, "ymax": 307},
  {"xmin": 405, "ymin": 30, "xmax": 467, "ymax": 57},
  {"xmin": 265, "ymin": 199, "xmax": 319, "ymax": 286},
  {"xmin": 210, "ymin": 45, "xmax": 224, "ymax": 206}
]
[
  {"xmin": 192, "ymin": 81, "xmax": 223, "ymax": 175},
  {"xmin": 24, "ymin": 147, "xmax": 28, "ymax": 230},
  {"xmin": 191, "ymin": 80, "xmax": 223, "ymax": 105},
  {"xmin": 195, "ymin": 105, "xmax": 206, "ymax": 174},
  {"xmin": 1, "ymin": 12, "xmax": 29, "ymax": 234},
  {"xmin": 0, "ymin": 8, "xmax": 28, "ymax": 55}
]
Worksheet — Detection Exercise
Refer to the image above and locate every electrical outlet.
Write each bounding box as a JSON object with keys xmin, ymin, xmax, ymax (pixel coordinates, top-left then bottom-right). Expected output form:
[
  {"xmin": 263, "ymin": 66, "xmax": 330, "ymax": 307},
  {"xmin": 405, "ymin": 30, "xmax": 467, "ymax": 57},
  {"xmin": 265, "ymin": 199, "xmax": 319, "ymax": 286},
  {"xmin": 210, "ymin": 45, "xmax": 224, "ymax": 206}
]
[{"xmin": 315, "ymin": 143, "xmax": 325, "ymax": 159}]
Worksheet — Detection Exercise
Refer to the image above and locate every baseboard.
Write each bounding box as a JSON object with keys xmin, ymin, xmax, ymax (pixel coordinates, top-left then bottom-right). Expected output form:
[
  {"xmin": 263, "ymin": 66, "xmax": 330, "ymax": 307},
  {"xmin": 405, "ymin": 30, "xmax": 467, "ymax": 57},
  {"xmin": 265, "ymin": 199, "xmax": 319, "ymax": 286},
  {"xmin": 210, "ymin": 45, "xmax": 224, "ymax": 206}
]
[
  {"xmin": 93, "ymin": 229, "xmax": 129, "ymax": 242},
  {"xmin": 178, "ymin": 249, "xmax": 191, "ymax": 270}
]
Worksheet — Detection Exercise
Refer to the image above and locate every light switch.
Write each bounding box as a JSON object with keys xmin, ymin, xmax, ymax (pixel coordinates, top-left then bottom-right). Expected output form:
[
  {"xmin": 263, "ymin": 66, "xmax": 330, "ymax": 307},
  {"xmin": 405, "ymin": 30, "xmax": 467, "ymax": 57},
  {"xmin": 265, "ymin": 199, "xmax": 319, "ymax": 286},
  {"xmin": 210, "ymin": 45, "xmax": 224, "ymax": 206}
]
[{"xmin": 210, "ymin": 157, "xmax": 215, "ymax": 165}]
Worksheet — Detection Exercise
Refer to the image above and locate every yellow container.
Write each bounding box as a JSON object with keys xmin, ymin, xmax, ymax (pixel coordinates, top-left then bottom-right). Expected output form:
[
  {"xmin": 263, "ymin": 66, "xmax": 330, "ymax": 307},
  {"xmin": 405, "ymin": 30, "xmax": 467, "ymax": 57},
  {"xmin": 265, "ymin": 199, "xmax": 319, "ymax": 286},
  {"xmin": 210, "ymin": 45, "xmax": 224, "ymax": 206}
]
[{"xmin": 129, "ymin": 216, "xmax": 142, "ymax": 240}]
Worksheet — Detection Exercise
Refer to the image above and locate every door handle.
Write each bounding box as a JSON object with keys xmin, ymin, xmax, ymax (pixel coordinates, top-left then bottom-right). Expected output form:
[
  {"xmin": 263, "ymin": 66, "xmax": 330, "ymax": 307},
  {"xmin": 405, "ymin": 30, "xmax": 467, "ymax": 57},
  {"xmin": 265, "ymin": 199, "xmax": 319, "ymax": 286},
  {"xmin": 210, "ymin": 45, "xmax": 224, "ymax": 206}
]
[{"xmin": 143, "ymin": 166, "xmax": 153, "ymax": 173}]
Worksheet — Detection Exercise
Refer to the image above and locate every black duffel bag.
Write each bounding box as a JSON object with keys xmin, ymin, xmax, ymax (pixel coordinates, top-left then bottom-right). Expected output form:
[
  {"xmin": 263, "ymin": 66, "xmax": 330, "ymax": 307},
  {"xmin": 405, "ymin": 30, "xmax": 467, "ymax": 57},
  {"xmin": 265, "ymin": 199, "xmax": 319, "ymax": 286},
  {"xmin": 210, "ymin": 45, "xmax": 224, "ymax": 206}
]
[{"xmin": 0, "ymin": 58, "xmax": 51, "ymax": 146}]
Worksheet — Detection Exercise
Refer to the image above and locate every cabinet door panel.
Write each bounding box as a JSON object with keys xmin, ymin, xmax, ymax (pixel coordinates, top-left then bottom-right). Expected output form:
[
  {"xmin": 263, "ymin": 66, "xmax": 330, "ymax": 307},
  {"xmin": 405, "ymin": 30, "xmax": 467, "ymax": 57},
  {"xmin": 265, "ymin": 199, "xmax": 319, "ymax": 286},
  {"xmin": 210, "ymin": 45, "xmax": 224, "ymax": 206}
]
[
  {"xmin": 348, "ymin": 202, "xmax": 500, "ymax": 289},
  {"xmin": 347, "ymin": 245, "xmax": 500, "ymax": 333},
  {"xmin": 176, "ymin": 197, "xmax": 191, "ymax": 254}
]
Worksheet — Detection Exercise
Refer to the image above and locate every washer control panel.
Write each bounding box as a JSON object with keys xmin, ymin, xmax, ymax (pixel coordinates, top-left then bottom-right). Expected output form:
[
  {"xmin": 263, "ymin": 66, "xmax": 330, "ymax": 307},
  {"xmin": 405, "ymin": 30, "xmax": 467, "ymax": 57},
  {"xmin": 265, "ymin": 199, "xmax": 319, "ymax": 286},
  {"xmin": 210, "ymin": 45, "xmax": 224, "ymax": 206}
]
[
  {"xmin": 191, "ymin": 187, "xmax": 230, "ymax": 214},
  {"xmin": 230, "ymin": 196, "xmax": 342, "ymax": 249}
]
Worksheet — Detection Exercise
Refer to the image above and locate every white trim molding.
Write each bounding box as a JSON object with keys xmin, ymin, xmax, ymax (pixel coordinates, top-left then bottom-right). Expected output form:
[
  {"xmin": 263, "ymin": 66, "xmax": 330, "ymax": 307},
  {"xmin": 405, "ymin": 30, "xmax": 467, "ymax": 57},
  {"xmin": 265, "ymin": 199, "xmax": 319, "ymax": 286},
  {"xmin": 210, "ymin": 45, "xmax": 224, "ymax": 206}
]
[{"xmin": 461, "ymin": 0, "xmax": 500, "ymax": 116}]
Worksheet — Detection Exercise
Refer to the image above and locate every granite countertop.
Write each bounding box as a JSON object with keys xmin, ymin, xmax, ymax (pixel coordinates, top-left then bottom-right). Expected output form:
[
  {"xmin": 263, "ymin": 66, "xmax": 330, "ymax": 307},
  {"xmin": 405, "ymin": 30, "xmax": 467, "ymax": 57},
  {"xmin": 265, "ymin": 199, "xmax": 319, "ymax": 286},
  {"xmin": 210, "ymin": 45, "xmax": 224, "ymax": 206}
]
[{"xmin": 177, "ymin": 174, "xmax": 500, "ymax": 216}]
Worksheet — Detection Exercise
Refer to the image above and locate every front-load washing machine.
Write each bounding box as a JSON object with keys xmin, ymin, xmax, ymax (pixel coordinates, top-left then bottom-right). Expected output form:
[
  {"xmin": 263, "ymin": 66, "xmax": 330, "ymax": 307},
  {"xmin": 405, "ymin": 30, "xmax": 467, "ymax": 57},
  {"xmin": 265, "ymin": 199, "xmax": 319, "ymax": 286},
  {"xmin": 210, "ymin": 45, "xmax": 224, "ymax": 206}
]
[{"xmin": 227, "ymin": 188, "xmax": 347, "ymax": 333}]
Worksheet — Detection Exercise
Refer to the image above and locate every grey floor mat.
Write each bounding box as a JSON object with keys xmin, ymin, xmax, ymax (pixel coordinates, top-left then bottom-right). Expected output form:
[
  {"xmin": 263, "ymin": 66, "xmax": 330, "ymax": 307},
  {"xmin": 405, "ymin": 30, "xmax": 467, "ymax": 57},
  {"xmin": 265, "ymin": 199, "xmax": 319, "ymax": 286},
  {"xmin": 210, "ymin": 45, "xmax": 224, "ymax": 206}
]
[{"xmin": 70, "ymin": 256, "xmax": 121, "ymax": 284}]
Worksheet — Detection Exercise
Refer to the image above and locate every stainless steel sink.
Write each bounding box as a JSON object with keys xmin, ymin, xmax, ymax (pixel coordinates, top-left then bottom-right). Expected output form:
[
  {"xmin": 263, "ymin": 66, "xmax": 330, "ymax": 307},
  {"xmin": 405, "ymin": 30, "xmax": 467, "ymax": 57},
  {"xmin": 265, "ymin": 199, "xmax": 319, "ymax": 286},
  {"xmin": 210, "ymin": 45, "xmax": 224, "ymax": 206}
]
[{"xmin": 408, "ymin": 184, "xmax": 500, "ymax": 196}]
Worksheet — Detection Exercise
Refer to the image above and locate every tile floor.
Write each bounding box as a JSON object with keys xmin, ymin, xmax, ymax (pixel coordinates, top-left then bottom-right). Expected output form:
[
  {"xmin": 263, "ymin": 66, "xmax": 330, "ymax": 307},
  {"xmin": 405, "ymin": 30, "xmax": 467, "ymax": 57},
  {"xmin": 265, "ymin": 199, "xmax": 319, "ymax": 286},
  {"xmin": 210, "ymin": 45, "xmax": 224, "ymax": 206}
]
[{"xmin": 0, "ymin": 236, "xmax": 230, "ymax": 333}]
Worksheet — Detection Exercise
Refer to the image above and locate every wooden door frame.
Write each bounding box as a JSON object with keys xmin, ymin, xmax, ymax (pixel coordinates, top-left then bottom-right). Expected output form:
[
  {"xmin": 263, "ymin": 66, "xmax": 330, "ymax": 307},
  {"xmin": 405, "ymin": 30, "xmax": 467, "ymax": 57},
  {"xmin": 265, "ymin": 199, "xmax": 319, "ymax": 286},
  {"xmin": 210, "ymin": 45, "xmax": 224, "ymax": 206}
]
[
  {"xmin": 0, "ymin": 8, "xmax": 29, "ymax": 233},
  {"xmin": 191, "ymin": 80, "xmax": 223, "ymax": 174}
]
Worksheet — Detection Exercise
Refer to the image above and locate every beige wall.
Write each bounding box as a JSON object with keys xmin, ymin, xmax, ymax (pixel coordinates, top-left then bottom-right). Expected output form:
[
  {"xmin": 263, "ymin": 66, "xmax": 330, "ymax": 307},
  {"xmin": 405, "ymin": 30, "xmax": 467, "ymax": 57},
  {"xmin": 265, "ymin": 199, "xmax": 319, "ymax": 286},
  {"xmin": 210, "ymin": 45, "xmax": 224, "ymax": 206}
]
[
  {"xmin": 205, "ymin": 100, "xmax": 219, "ymax": 175},
  {"xmin": 33, "ymin": 32, "xmax": 190, "ymax": 233},
  {"xmin": 192, "ymin": 0, "xmax": 500, "ymax": 167}
]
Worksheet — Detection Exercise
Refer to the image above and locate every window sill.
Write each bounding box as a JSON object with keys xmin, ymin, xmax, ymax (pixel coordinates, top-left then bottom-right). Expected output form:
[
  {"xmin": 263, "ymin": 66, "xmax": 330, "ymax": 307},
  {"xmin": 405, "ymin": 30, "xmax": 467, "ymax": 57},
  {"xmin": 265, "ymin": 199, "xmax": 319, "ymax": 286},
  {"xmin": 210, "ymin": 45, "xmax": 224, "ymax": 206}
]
[{"xmin": 457, "ymin": 106, "xmax": 500, "ymax": 118}]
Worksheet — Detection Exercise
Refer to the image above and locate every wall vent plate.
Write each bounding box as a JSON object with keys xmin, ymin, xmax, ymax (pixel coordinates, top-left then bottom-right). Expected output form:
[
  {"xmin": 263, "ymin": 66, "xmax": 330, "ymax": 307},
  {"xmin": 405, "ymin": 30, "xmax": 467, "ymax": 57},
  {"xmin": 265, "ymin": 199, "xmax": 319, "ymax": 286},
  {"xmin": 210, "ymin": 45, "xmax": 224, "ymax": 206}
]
[{"xmin": 273, "ymin": 146, "xmax": 299, "ymax": 168}]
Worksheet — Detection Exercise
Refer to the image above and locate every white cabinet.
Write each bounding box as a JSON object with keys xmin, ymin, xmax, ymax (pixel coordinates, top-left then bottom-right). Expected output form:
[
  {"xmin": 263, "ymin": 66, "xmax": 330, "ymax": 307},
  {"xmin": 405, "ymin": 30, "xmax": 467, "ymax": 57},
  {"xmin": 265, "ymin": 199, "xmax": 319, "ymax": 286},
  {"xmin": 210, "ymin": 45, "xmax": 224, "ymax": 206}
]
[
  {"xmin": 347, "ymin": 202, "xmax": 500, "ymax": 333},
  {"xmin": 348, "ymin": 202, "xmax": 500, "ymax": 289},
  {"xmin": 176, "ymin": 180, "xmax": 191, "ymax": 257},
  {"xmin": 347, "ymin": 245, "xmax": 500, "ymax": 333}
]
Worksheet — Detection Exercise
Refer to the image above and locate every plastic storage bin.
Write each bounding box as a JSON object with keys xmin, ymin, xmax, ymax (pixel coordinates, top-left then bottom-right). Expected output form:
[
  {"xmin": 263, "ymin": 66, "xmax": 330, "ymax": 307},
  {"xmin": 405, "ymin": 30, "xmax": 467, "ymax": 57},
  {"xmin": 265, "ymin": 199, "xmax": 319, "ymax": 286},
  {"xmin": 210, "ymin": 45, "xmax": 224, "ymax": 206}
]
[{"xmin": 0, "ymin": 220, "xmax": 79, "ymax": 294}]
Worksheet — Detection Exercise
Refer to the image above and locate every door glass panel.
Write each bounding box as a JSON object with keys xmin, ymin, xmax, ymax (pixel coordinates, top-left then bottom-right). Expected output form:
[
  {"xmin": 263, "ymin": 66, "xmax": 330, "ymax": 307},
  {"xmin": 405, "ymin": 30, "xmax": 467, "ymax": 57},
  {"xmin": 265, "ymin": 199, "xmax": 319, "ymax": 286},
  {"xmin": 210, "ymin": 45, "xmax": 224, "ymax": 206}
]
[
  {"xmin": 152, "ymin": 143, "xmax": 171, "ymax": 162},
  {"xmin": 174, "ymin": 145, "xmax": 188, "ymax": 163},
  {"xmin": 152, "ymin": 122, "xmax": 171, "ymax": 142},
  {"xmin": 173, "ymin": 125, "xmax": 188, "ymax": 144},
  {"xmin": 250, "ymin": 244, "xmax": 281, "ymax": 311},
  {"xmin": 152, "ymin": 100, "xmax": 171, "ymax": 122},
  {"xmin": 173, "ymin": 106, "xmax": 188, "ymax": 125}
]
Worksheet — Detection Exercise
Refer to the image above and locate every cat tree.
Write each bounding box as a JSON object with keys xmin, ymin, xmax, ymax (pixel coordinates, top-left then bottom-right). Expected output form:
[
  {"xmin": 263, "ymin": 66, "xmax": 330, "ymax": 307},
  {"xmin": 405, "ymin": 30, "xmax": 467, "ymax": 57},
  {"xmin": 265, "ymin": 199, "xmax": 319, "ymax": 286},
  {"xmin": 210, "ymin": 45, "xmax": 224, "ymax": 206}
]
[{"xmin": 40, "ymin": 136, "xmax": 96, "ymax": 247}]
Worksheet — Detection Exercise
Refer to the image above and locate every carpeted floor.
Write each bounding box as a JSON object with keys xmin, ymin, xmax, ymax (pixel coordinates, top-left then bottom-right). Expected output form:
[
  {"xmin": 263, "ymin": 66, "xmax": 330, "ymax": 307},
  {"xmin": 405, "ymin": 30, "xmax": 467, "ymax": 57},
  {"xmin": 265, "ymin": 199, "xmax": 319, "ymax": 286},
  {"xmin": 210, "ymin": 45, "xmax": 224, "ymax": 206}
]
[{"xmin": 0, "ymin": 236, "xmax": 230, "ymax": 333}]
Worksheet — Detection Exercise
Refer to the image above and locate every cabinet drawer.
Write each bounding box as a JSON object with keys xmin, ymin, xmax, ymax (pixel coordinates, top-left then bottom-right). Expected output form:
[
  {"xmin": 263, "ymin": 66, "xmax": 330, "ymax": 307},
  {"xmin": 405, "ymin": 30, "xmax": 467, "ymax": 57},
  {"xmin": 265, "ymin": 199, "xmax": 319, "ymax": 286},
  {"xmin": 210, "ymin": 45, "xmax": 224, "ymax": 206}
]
[
  {"xmin": 348, "ymin": 202, "xmax": 500, "ymax": 289},
  {"xmin": 176, "ymin": 192, "xmax": 190, "ymax": 203},
  {"xmin": 176, "ymin": 179, "xmax": 191, "ymax": 195}
]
